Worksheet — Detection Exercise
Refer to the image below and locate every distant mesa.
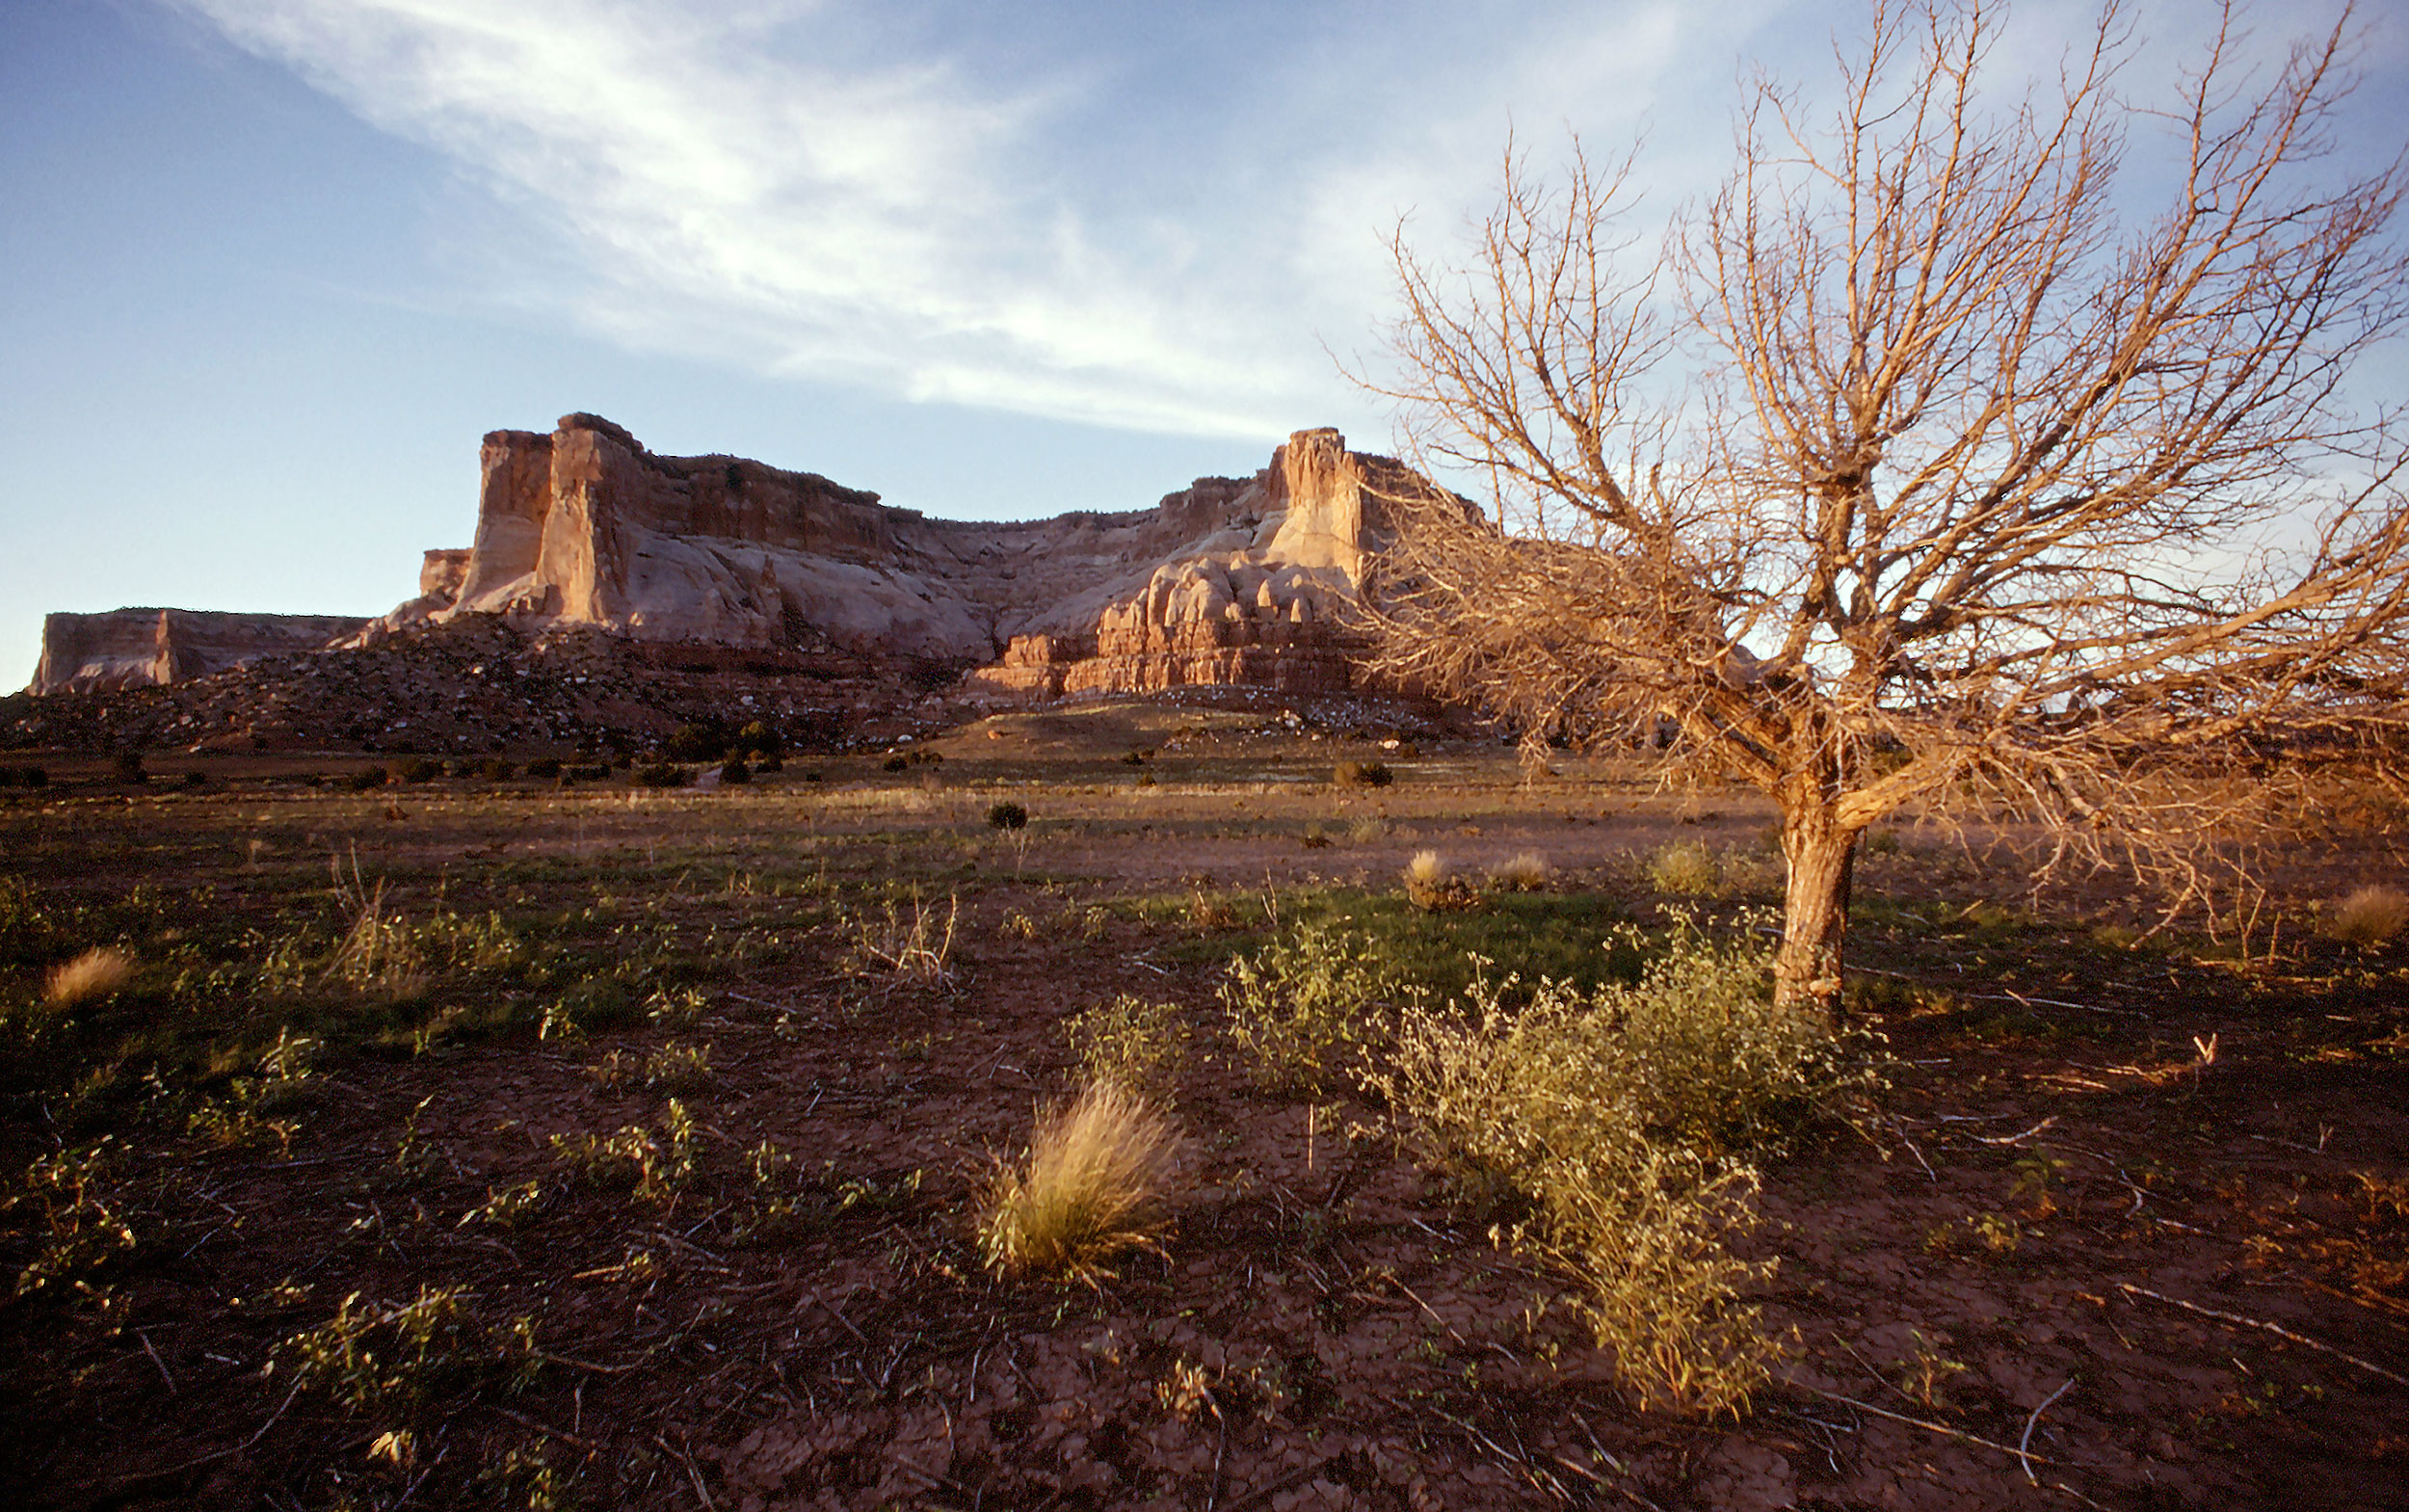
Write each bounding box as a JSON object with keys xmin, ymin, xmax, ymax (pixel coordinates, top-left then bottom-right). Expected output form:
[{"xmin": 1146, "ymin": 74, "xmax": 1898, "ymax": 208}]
[{"xmin": 26, "ymin": 412, "xmax": 1441, "ymax": 703}]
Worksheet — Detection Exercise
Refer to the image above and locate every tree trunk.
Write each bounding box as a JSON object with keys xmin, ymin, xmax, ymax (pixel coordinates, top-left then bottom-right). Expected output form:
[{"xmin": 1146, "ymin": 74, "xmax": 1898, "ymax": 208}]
[{"xmin": 1776, "ymin": 801, "xmax": 1856, "ymax": 1022}]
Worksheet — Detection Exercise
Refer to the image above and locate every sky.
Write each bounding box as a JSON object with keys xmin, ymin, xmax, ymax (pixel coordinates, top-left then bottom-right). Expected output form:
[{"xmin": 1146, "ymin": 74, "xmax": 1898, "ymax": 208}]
[{"xmin": 4, "ymin": 0, "xmax": 2401, "ymax": 689}]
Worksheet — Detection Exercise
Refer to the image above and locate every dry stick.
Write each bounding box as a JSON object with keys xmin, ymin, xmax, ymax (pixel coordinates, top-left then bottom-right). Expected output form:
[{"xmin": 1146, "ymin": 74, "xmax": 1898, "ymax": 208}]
[
  {"xmin": 2117, "ymin": 1283, "xmax": 2409, "ymax": 1387},
  {"xmin": 2019, "ymin": 1379, "xmax": 2076, "ymax": 1486},
  {"xmin": 488, "ymin": 1402, "xmax": 606, "ymax": 1456},
  {"xmin": 1789, "ymin": 1382, "xmax": 2061, "ymax": 1466}
]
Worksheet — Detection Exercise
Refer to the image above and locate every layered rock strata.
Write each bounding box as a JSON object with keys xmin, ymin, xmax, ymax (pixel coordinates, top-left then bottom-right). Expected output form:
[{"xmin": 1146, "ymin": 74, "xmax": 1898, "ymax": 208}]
[
  {"xmin": 27, "ymin": 413, "xmax": 1448, "ymax": 704},
  {"xmin": 31, "ymin": 608, "xmax": 371, "ymax": 695}
]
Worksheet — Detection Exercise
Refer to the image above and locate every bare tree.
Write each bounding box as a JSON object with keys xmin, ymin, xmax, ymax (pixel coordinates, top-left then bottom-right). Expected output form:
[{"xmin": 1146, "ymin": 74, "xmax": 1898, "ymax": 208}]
[{"xmin": 1365, "ymin": 0, "xmax": 2409, "ymax": 1015}]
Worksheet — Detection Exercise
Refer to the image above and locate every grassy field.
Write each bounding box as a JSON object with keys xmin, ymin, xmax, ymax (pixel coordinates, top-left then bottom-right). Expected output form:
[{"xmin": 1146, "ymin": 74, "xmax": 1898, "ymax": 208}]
[{"xmin": 3, "ymin": 705, "xmax": 2406, "ymax": 1510}]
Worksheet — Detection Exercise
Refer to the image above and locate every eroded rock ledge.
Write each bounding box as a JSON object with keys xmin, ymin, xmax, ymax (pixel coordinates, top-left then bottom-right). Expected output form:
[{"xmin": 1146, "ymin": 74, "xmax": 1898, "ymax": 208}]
[{"xmin": 29, "ymin": 414, "xmax": 1443, "ymax": 704}]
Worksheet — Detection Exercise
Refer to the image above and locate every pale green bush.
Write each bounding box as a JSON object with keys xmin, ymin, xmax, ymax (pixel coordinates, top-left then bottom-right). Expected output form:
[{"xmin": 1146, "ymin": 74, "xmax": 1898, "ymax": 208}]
[
  {"xmin": 1363, "ymin": 918, "xmax": 1869, "ymax": 1414},
  {"xmin": 1219, "ymin": 919, "xmax": 1393, "ymax": 1094},
  {"xmin": 1065, "ymin": 994, "xmax": 1189, "ymax": 1100}
]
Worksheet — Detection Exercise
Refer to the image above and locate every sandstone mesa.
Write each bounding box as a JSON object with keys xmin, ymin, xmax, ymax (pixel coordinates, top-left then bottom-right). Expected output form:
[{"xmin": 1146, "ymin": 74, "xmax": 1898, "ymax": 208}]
[{"xmin": 29, "ymin": 413, "xmax": 1433, "ymax": 705}]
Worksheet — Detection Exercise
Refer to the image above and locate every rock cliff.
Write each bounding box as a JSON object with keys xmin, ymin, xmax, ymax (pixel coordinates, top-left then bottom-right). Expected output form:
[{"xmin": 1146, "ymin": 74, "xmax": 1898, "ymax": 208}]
[
  {"xmin": 31, "ymin": 608, "xmax": 371, "ymax": 695},
  {"xmin": 27, "ymin": 414, "xmax": 1453, "ymax": 707}
]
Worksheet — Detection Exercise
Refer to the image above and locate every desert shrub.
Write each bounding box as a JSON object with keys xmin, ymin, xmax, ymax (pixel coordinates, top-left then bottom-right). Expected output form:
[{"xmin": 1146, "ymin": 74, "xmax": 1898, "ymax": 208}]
[
  {"xmin": 1065, "ymin": 995, "xmax": 1189, "ymax": 1100},
  {"xmin": 44, "ymin": 947, "xmax": 133, "ymax": 1010},
  {"xmin": 665, "ymin": 722, "xmax": 728, "ymax": 762},
  {"xmin": 633, "ymin": 762, "xmax": 690, "ymax": 789},
  {"xmin": 1403, "ymin": 850, "xmax": 1477, "ymax": 911},
  {"xmin": 388, "ymin": 757, "xmax": 442, "ymax": 784},
  {"xmin": 277, "ymin": 1286, "xmax": 537, "ymax": 1423},
  {"xmin": 180, "ymin": 770, "xmax": 209, "ymax": 789},
  {"xmin": 755, "ymin": 751, "xmax": 783, "ymax": 773},
  {"xmin": 2330, "ymin": 885, "xmax": 2409, "ymax": 948},
  {"xmin": 735, "ymin": 719, "xmax": 781, "ymax": 758},
  {"xmin": 1122, "ymin": 748, "xmax": 1152, "ymax": 766},
  {"xmin": 979, "ymin": 1078, "xmax": 1180, "ymax": 1285},
  {"xmin": 110, "ymin": 751, "xmax": 146, "ymax": 784},
  {"xmin": 1333, "ymin": 758, "xmax": 1393, "ymax": 788},
  {"xmin": 523, "ymin": 756, "xmax": 563, "ymax": 780},
  {"xmin": 476, "ymin": 757, "xmax": 516, "ymax": 782},
  {"xmin": 882, "ymin": 754, "xmax": 911, "ymax": 773},
  {"xmin": 1220, "ymin": 919, "xmax": 1393, "ymax": 1093},
  {"xmin": 347, "ymin": 766, "xmax": 389, "ymax": 791},
  {"xmin": 1487, "ymin": 851, "xmax": 1552, "ymax": 891},
  {"xmin": 1645, "ymin": 839, "xmax": 1719, "ymax": 895},
  {"xmin": 719, "ymin": 756, "xmax": 753, "ymax": 785},
  {"xmin": 0, "ymin": 765, "xmax": 47, "ymax": 788},
  {"xmin": 987, "ymin": 801, "xmax": 1029, "ymax": 830}
]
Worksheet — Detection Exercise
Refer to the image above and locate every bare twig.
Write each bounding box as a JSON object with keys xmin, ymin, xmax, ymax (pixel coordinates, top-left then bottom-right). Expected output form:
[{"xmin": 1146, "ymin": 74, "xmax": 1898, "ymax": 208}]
[
  {"xmin": 2117, "ymin": 1283, "xmax": 2409, "ymax": 1386},
  {"xmin": 2019, "ymin": 1379, "xmax": 2076, "ymax": 1485}
]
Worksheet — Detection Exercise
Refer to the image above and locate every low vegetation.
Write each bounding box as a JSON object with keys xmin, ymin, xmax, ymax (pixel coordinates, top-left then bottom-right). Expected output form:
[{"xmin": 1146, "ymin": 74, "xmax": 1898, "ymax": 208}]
[{"xmin": 979, "ymin": 1078, "xmax": 1181, "ymax": 1285}]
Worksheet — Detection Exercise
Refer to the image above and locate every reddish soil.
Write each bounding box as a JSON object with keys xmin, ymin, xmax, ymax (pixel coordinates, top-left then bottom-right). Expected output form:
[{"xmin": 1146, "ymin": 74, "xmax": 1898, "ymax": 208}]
[{"xmin": 1, "ymin": 720, "xmax": 2405, "ymax": 1511}]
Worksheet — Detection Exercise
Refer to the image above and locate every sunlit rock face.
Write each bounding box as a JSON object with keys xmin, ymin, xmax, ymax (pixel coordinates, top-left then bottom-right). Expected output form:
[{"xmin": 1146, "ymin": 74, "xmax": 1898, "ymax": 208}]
[
  {"xmin": 30, "ymin": 608, "xmax": 371, "ymax": 695},
  {"xmin": 28, "ymin": 414, "xmax": 1443, "ymax": 703},
  {"xmin": 410, "ymin": 414, "xmax": 1422, "ymax": 697}
]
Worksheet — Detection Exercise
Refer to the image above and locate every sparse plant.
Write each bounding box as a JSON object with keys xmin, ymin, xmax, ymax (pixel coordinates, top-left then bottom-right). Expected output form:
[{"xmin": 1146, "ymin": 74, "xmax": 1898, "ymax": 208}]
[
  {"xmin": 1644, "ymin": 840, "xmax": 1719, "ymax": 896},
  {"xmin": 979, "ymin": 1078, "xmax": 1181, "ymax": 1286},
  {"xmin": 845, "ymin": 892, "xmax": 960, "ymax": 987},
  {"xmin": 643, "ymin": 1040, "xmax": 714, "ymax": 1092},
  {"xmin": 278, "ymin": 1286, "xmax": 537, "ymax": 1419},
  {"xmin": 457, "ymin": 1180, "xmax": 548, "ymax": 1230},
  {"xmin": 1065, "ymin": 995, "xmax": 1189, "ymax": 1100},
  {"xmin": 1220, "ymin": 918, "xmax": 1393, "ymax": 1094},
  {"xmin": 12, "ymin": 1138, "xmax": 141, "ymax": 1299},
  {"xmin": 1404, "ymin": 849, "xmax": 1447, "ymax": 909},
  {"xmin": 548, "ymin": 1099, "xmax": 697, "ymax": 1201},
  {"xmin": 44, "ymin": 946, "xmax": 132, "ymax": 1010},
  {"xmin": 2330, "ymin": 885, "xmax": 2409, "ymax": 948}
]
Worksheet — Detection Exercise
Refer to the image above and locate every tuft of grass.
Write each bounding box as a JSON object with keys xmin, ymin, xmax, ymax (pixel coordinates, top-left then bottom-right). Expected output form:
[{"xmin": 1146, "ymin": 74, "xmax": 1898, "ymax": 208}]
[
  {"xmin": 44, "ymin": 947, "xmax": 133, "ymax": 1009},
  {"xmin": 1644, "ymin": 839, "xmax": 1719, "ymax": 896},
  {"xmin": 1065, "ymin": 995, "xmax": 1189, "ymax": 1100},
  {"xmin": 1486, "ymin": 851, "xmax": 1552, "ymax": 891},
  {"xmin": 979, "ymin": 1079, "xmax": 1180, "ymax": 1285},
  {"xmin": 2330, "ymin": 885, "xmax": 2409, "ymax": 948},
  {"xmin": 1403, "ymin": 850, "xmax": 1448, "ymax": 911}
]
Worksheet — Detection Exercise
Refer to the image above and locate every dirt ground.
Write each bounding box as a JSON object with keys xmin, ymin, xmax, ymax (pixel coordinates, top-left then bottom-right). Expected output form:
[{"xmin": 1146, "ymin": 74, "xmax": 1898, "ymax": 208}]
[{"xmin": 2, "ymin": 702, "xmax": 2406, "ymax": 1510}]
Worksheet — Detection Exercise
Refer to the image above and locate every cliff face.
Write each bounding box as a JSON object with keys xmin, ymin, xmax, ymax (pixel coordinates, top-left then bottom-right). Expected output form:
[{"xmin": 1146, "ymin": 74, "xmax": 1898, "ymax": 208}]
[
  {"xmin": 29, "ymin": 414, "xmax": 1448, "ymax": 703},
  {"xmin": 413, "ymin": 414, "xmax": 1425, "ymax": 697},
  {"xmin": 31, "ymin": 609, "xmax": 372, "ymax": 695}
]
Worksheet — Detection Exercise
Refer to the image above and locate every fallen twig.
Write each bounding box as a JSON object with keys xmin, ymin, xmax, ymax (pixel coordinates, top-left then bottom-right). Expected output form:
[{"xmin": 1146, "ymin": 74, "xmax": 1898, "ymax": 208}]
[
  {"xmin": 2117, "ymin": 1283, "xmax": 2409, "ymax": 1386},
  {"xmin": 1788, "ymin": 1382, "xmax": 2059, "ymax": 1465},
  {"xmin": 2019, "ymin": 1379, "xmax": 2075, "ymax": 1485}
]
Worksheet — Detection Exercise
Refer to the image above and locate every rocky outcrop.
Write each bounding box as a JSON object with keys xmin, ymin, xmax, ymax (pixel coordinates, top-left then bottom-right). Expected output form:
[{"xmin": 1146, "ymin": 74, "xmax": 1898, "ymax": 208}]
[
  {"xmin": 408, "ymin": 414, "xmax": 1436, "ymax": 700},
  {"xmin": 30, "ymin": 608, "xmax": 371, "ymax": 695},
  {"xmin": 25, "ymin": 414, "xmax": 1457, "ymax": 707}
]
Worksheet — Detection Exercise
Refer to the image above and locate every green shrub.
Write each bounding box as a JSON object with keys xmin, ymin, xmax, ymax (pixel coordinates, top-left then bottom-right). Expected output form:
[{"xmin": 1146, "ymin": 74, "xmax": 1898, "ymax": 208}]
[
  {"xmin": 882, "ymin": 754, "xmax": 910, "ymax": 773},
  {"xmin": 719, "ymin": 756, "xmax": 752, "ymax": 785},
  {"xmin": 1363, "ymin": 919, "xmax": 1871, "ymax": 1414},
  {"xmin": 1065, "ymin": 995, "xmax": 1189, "ymax": 1100},
  {"xmin": 633, "ymin": 762, "xmax": 690, "ymax": 789},
  {"xmin": 666, "ymin": 722, "xmax": 728, "ymax": 762},
  {"xmin": 1219, "ymin": 919, "xmax": 1394, "ymax": 1094}
]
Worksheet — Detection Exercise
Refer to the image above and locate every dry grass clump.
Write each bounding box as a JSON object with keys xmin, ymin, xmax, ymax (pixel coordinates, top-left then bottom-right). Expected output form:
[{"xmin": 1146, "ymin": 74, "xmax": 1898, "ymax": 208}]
[
  {"xmin": 1644, "ymin": 840, "xmax": 1720, "ymax": 896},
  {"xmin": 980, "ymin": 1079, "xmax": 1181, "ymax": 1285},
  {"xmin": 45, "ymin": 947, "xmax": 133, "ymax": 1009},
  {"xmin": 2329, "ymin": 885, "xmax": 2409, "ymax": 948},
  {"xmin": 1486, "ymin": 851, "xmax": 1552, "ymax": 891}
]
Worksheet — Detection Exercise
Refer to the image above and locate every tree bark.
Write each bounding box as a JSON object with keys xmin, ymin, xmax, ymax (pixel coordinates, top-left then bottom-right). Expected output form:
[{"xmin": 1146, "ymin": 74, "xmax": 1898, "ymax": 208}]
[{"xmin": 1776, "ymin": 801, "xmax": 1856, "ymax": 1021}]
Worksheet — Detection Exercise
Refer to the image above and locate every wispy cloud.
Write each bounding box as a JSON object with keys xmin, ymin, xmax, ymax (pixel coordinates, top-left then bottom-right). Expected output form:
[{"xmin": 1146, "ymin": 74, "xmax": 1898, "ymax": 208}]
[{"xmin": 173, "ymin": 1, "xmax": 2380, "ymax": 441}]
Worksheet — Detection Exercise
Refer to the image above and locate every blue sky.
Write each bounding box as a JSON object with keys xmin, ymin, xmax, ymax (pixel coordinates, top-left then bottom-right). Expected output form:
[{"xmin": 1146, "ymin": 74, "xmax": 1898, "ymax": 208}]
[{"xmin": 4, "ymin": 0, "xmax": 2399, "ymax": 688}]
